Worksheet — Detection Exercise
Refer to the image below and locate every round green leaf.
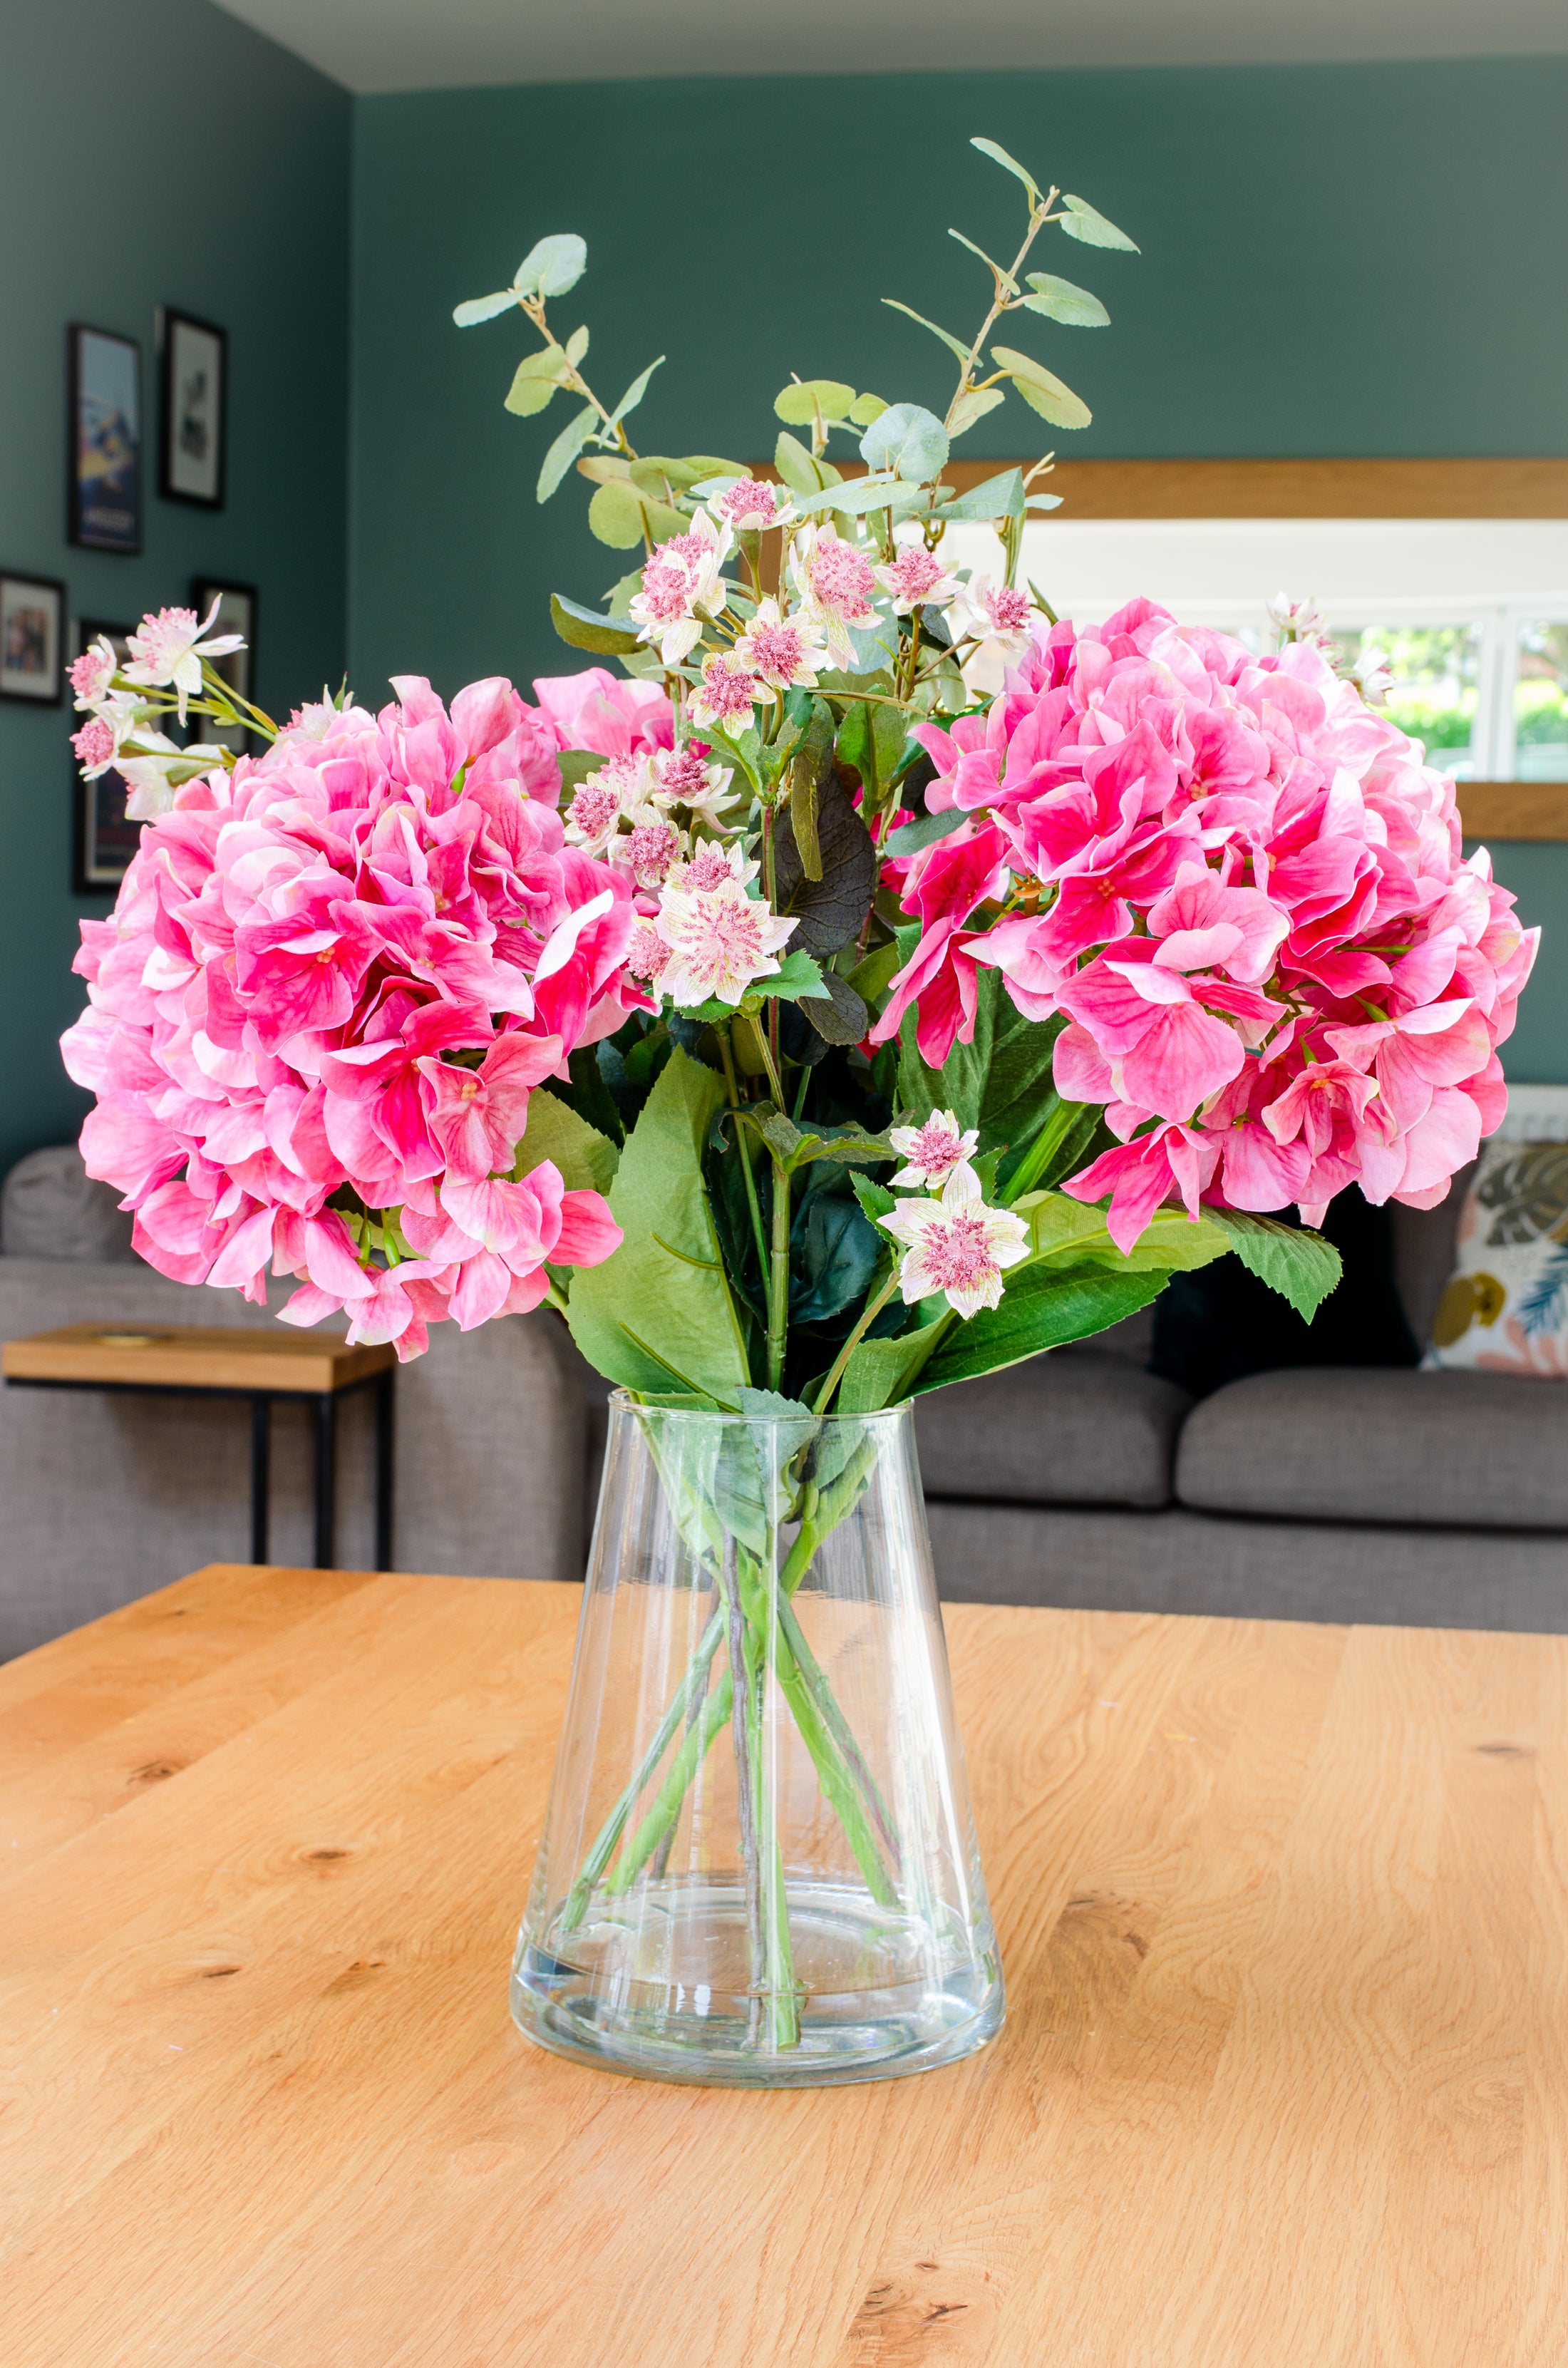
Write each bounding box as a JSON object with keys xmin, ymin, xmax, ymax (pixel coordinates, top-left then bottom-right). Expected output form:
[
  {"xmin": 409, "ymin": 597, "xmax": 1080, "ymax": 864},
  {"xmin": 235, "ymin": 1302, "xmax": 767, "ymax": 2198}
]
[
  {"xmin": 949, "ymin": 386, "xmax": 1006, "ymax": 438},
  {"xmin": 504, "ymin": 369, "xmax": 557, "ymax": 417},
  {"xmin": 859, "ymin": 401, "xmax": 950, "ymax": 484},
  {"xmin": 774, "ymin": 379, "xmax": 856, "ymax": 426},
  {"xmin": 588, "ymin": 478, "xmax": 651, "ymax": 547},
  {"xmin": 514, "ymin": 232, "xmax": 587, "ymax": 297},
  {"xmin": 848, "ymin": 392, "xmax": 887, "ymax": 426},
  {"xmin": 1021, "ymin": 273, "xmax": 1110, "ymax": 327}
]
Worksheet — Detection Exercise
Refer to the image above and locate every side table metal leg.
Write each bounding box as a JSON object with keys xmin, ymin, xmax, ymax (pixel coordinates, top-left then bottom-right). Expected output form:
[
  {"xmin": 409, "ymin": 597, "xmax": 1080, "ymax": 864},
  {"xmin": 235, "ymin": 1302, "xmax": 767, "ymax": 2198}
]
[
  {"xmin": 374, "ymin": 1369, "xmax": 395, "ymax": 1572},
  {"xmin": 251, "ymin": 1396, "xmax": 271, "ymax": 1565},
  {"xmin": 314, "ymin": 1392, "xmax": 337, "ymax": 1570}
]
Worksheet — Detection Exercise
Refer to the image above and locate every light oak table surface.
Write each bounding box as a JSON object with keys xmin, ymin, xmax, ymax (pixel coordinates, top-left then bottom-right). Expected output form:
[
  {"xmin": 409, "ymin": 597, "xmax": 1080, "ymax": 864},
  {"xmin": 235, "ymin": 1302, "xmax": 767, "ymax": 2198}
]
[
  {"xmin": 1, "ymin": 1563, "xmax": 1562, "ymax": 2367},
  {"xmin": 1, "ymin": 1321, "xmax": 393, "ymax": 1396}
]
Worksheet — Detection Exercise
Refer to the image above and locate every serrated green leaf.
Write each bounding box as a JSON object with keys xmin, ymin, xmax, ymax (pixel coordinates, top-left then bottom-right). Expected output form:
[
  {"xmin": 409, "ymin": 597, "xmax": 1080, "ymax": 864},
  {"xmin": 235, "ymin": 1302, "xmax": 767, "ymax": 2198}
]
[
  {"xmin": 453, "ymin": 289, "xmax": 519, "ymax": 327},
  {"xmin": 835, "ymin": 1313, "xmax": 948, "ymax": 1414},
  {"xmin": 882, "ymin": 299, "xmax": 973, "ymax": 366},
  {"xmin": 970, "ymin": 135, "xmax": 1041, "ymax": 205},
  {"xmin": 549, "ymin": 592, "xmax": 644, "ymax": 655},
  {"xmin": 775, "ymin": 379, "xmax": 856, "ymax": 427},
  {"xmin": 565, "ymin": 322, "xmax": 589, "ymax": 364},
  {"xmin": 949, "ymin": 386, "xmax": 1006, "ymax": 438},
  {"xmin": 850, "ymin": 1171, "xmax": 897, "ymax": 1225},
  {"xmin": 1059, "ymin": 195, "xmax": 1139, "ymax": 253},
  {"xmin": 504, "ymin": 372, "xmax": 557, "ymax": 417},
  {"xmin": 510, "ymin": 1085, "xmax": 619, "ymax": 1198},
  {"xmin": 537, "ymin": 403, "xmax": 598, "ymax": 501},
  {"xmin": 601, "ymin": 358, "xmax": 664, "ymax": 442},
  {"xmin": 799, "ymin": 974, "xmax": 870, "ymax": 1046},
  {"xmin": 1021, "ymin": 272, "xmax": 1110, "ymax": 326},
  {"xmin": 860, "ymin": 402, "xmax": 949, "ymax": 485},
  {"xmin": 990, "ymin": 346, "xmax": 1091, "ymax": 431},
  {"xmin": 849, "ymin": 392, "xmax": 888, "ymax": 426},
  {"xmin": 1206, "ymin": 1209, "xmax": 1343, "ymax": 1319},
  {"xmin": 735, "ymin": 1386, "xmax": 816, "ymax": 1423},
  {"xmin": 916, "ymin": 1262, "xmax": 1166, "ymax": 1392},
  {"xmin": 515, "ymin": 232, "xmax": 587, "ymax": 297},
  {"xmin": 949, "ymin": 227, "xmax": 1018, "ymax": 292},
  {"xmin": 565, "ymin": 1048, "xmax": 748, "ymax": 1402}
]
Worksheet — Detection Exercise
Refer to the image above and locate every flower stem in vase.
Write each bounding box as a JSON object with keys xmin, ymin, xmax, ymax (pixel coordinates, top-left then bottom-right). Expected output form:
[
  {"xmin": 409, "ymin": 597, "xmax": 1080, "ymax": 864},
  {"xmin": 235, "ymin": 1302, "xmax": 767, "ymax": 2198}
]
[{"xmin": 721, "ymin": 1534, "xmax": 767, "ymax": 2047}]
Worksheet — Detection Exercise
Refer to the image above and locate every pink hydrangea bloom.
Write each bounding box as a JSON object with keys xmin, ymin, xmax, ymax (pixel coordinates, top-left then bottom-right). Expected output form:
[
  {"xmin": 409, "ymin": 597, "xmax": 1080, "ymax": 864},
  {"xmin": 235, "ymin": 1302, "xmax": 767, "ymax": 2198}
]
[
  {"xmin": 532, "ymin": 668, "xmax": 672, "ymax": 773},
  {"xmin": 61, "ymin": 675, "xmax": 636, "ymax": 1359},
  {"xmin": 877, "ymin": 600, "xmax": 1536, "ymax": 1243}
]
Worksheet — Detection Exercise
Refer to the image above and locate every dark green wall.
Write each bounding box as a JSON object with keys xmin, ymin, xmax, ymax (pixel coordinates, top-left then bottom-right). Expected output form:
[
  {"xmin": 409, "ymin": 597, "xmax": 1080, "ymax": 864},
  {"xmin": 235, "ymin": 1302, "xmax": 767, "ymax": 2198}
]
[
  {"xmin": 0, "ymin": 0, "xmax": 351, "ymax": 1172},
  {"xmin": 349, "ymin": 59, "xmax": 1568, "ymax": 1083}
]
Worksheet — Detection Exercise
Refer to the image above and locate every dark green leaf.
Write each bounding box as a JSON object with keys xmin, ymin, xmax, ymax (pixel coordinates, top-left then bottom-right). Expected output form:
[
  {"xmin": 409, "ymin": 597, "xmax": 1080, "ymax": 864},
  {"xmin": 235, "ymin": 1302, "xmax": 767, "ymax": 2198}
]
[
  {"xmin": 850, "ymin": 1173, "xmax": 897, "ymax": 1225},
  {"xmin": 917, "ymin": 1262, "xmax": 1169, "ymax": 1392},
  {"xmin": 799, "ymin": 972, "xmax": 869, "ymax": 1046},
  {"xmin": 1206, "ymin": 1209, "xmax": 1343, "ymax": 1319},
  {"xmin": 549, "ymin": 593, "xmax": 644, "ymax": 657},
  {"xmin": 899, "ymin": 967, "xmax": 1063, "ymax": 1163},
  {"xmin": 555, "ymin": 748, "xmax": 605, "ymax": 792},
  {"xmin": 773, "ymin": 762, "xmax": 877, "ymax": 958},
  {"xmin": 565, "ymin": 1048, "xmax": 751, "ymax": 1402},
  {"xmin": 790, "ymin": 1193, "xmax": 882, "ymax": 1325},
  {"xmin": 845, "ymin": 937, "xmax": 904, "ymax": 1013},
  {"xmin": 835, "ymin": 699, "xmax": 907, "ymax": 802}
]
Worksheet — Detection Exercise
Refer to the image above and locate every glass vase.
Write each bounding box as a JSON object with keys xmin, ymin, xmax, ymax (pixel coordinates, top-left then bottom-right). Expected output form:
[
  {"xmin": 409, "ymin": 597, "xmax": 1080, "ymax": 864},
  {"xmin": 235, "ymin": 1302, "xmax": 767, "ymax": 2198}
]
[{"xmin": 511, "ymin": 1392, "xmax": 1004, "ymax": 2088}]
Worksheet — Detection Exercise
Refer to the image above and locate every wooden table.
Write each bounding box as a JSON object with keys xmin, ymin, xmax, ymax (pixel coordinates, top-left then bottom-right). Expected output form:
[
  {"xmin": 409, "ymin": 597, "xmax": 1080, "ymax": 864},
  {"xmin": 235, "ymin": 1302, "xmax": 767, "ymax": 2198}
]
[
  {"xmin": 1, "ymin": 1565, "xmax": 1562, "ymax": 2366},
  {"xmin": 2, "ymin": 1324, "xmax": 396, "ymax": 1568}
]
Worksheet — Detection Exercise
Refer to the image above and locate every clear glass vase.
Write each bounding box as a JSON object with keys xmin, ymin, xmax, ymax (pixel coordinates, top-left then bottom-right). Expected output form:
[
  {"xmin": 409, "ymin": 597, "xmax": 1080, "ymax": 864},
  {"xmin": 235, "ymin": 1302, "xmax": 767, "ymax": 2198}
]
[{"xmin": 512, "ymin": 1392, "xmax": 1004, "ymax": 2087}]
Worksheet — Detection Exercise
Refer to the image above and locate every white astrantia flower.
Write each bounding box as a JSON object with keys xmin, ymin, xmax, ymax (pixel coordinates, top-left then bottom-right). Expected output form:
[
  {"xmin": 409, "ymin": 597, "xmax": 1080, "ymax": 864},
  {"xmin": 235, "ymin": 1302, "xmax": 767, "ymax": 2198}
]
[
  {"xmin": 648, "ymin": 743, "xmax": 739, "ymax": 828},
  {"xmin": 115, "ymin": 735, "xmax": 229, "ymax": 819},
  {"xmin": 887, "ymin": 1109, "xmax": 980, "ymax": 1193},
  {"xmin": 564, "ymin": 754, "xmax": 654, "ymax": 854},
  {"xmin": 875, "ymin": 545, "xmax": 961, "ymax": 616},
  {"xmin": 654, "ymin": 844, "xmax": 797, "ymax": 1007},
  {"xmin": 947, "ymin": 575, "xmax": 1034, "ymax": 652},
  {"xmin": 732, "ymin": 599, "xmax": 825, "ymax": 693},
  {"xmin": 123, "ymin": 599, "xmax": 245, "ymax": 723},
  {"xmin": 627, "ymin": 514, "xmax": 733, "ymax": 668},
  {"xmin": 878, "ymin": 1168, "xmax": 1030, "ymax": 1320}
]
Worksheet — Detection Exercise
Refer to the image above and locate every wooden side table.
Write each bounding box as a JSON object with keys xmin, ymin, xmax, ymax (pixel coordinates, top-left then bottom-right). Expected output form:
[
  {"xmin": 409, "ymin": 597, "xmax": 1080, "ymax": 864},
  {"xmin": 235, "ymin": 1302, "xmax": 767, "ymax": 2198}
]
[{"xmin": 1, "ymin": 1324, "xmax": 396, "ymax": 1567}]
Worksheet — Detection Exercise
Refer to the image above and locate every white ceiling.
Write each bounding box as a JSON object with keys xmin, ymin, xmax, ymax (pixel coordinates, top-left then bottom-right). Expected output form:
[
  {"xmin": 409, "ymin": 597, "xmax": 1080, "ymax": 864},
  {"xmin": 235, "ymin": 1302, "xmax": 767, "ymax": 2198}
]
[{"xmin": 210, "ymin": 0, "xmax": 1568, "ymax": 96}]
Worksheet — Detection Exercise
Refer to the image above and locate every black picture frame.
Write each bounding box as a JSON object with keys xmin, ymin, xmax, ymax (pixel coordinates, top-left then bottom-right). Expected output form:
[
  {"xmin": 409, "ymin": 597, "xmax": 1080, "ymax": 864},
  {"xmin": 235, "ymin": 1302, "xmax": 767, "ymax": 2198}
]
[
  {"xmin": 67, "ymin": 324, "xmax": 142, "ymax": 555},
  {"xmin": 0, "ymin": 570, "xmax": 66, "ymax": 704},
  {"xmin": 161, "ymin": 310, "xmax": 227, "ymax": 509},
  {"xmin": 71, "ymin": 618, "xmax": 142, "ymax": 893},
  {"xmin": 192, "ymin": 577, "xmax": 257, "ymax": 752}
]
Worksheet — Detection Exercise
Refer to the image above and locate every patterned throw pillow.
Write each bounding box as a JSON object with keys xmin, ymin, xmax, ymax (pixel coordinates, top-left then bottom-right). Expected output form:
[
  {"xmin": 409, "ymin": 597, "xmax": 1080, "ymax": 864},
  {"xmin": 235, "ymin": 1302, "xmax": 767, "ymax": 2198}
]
[{"xmin": 1426, "ymin": 1141, "xmax": 1568, "ymax": 1378}]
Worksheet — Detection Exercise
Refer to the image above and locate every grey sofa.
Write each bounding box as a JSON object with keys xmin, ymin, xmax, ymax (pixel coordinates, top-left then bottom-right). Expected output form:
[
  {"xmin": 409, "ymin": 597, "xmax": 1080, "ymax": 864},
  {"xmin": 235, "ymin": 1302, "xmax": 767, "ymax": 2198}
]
[{"xmin": 4, "ymin": 1145, "xmax": 1566, "ymax": 1659}]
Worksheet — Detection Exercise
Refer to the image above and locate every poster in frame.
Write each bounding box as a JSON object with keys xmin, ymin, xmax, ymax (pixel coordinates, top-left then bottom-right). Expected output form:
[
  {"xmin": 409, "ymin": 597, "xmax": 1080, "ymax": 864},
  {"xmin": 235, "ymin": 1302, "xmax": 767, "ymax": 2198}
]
[
  {"xmin": 0, "ymin": 571, "xmax": 66, "ymax": 704},
  {"xmin": 72, "ymin": 619, "xmax": 142, "ymax": 893},
  {"xmin": 161, "ymin": 311, "xmax": 227, "ymax": 508},
  {"xmin": 192, "ymin": 577, "xmax": 257, "ymax": 752},
  {"xmin": 67, "ymin": 325, "xmax": 142, "ymax": 555}
]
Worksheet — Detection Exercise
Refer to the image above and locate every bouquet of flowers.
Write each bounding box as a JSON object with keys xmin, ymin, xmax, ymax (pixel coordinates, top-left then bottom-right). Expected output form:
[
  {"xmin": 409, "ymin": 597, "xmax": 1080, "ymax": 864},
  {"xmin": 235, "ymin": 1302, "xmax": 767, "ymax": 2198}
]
[{"xmin": 61, "ymin": 140, "xmax": 1537, "ymax": 2072}]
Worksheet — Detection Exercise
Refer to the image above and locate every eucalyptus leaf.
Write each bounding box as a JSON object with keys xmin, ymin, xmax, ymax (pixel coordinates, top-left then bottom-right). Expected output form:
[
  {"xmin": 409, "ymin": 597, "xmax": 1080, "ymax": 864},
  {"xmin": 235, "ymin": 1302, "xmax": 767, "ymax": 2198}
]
[
  {"xmin": 949, "ymin": 227, "xmax": 1018, "ymax": 292},
  {"xmin": 949, "ymin": 387, "xmax": 1006, "ymax": 438},
  {"xmin": 849, "ymin": 392, "xmax": 888, "ymax": 426},
  {"xmin": 969, "ymin": 135, "xmax": 1041, "ymax": 205},
  {"xmin": 932, "ymin": 467, "xmax": 1026, "ymax": 523},
  {"xmin": 775, "ymin": 379, "xmax": 857, "ymax": 426},
  {"xmin": 453, "ymin": 290, "xmax": 520, "ymax": 328},
  {"xmin": 881, "ymin": 299, "xmax": 973, "ymax": 366},
  {"xmin": 602, "ymin": 357, "xmax": 664, "ymax": 441},
  {"xmin": 1021, "ymin": 272, "xmax": 1110, "ymax": 326},
  {"xmin": 550, "ymin": 592, "xmax": 644, "ymax": 655},
  {"xmin": 774, "ymin": 763, "xmax": 877, "ymax": 958},
  {"xmin": 515, "ymin": 232, "xmax": 588, "ymax": 296},
  {"xmin": 860, "ymin": 402, "xmax": 950, "ymax": 484},
  {"xmin": 510, "ymin": 1085, "xmax": 619, "ymax": 1198},
  {"xmin": 565, "ymin": 1048, "xmax": 750, "ymax": 1404},
  {"xmin": 990, "ymin": 346, "xmax": 1092, "ymax": 431},
  {"xmin": 1206, "ymin": 1208, "xmax": 1343, "ymax": 1319},
  {"xmin": 774, "ymin": 431, "xmax": 840, "ymax": 498},
  {"xmin": 587, "ymin": 478, "xmax": 649, "ymax": 547},
  {"xmin": 503, "ymin": 373, "xmax": 557, "ymax": 418},
  {"xmin": 565, "ymin": 323, "xmax": 590, "ymax": 364},
  {"xmin": 1060, "ymin": 195, "xmax": 1140, "ymax": 252},
  {"xmin": 537, "ymin": 404, "xmax": 598, "ymax": 501},
  {"xmin": 790, "ymin": 475, "xmax": 903, "ymax": 518}
]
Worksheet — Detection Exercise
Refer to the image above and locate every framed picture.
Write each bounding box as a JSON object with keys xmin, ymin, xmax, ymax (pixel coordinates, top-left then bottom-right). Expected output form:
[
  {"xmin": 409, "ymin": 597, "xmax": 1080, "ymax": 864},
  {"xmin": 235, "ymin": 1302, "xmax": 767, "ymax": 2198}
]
[
  {"xmin": 72, "ymin": 619, "xmax": 143, "ymax": 892},
  {"xmin": 161, "ymin": 311, "xmax": 227, "ymax": 508},
  {"xmin": 68, "ymin": 325, "xmax": 141, "ymax": 554},
  {"xmin": 192, "ymin": 577, "xmax": 256, "ymax": 751},
  {"xmin": 0, "ymin": 571, "xmax": 65, "ymax": 704}
]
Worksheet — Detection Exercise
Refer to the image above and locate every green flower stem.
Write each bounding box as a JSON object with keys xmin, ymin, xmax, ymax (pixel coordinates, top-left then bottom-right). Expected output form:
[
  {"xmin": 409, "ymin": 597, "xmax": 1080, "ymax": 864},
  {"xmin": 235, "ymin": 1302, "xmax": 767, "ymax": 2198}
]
[
  {"xmin": 1001, "ymin": 1096, "xmax": 1088, "ymax": 1205},
  {"xmin": 723, "ymin": 1540, "xmax": 767, "ymax": 2044},
  {"xmin": 773, "ymin": 1607, "xmax": 897, "ymax": 1905},
  {"xmin": 811, "ymin": 1270, "xmax": 901, "ymax": 1416},
  {"xmin": 604, "ymin": 1667, "xmax": 734, "ymax": 1899},
  {"xmin": 767, "ymin": 1157, "xmax": 791, "ymax": 1392},
  {"xmin": 718, "ymin": 1026, "xmax": 769, "ymax": 1283}
]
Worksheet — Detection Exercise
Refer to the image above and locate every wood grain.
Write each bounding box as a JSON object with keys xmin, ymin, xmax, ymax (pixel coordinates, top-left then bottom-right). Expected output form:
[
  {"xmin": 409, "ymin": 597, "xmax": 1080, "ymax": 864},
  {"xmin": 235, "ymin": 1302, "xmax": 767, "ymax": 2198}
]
[
  {"xmin": 2, "ymin": 1566, "xmax": 1565, "ymax": 2365},
  {"xmin": 755, "ymin": 455, "xmax": 1568, "ymax": 517},
  {"xmin": 1458, "ymin": 782, "xmax": 1568, "ymax": 843},
  {"xmin": 2, "ymin": 1321, "xmax": 394, "ymax": 1394}
]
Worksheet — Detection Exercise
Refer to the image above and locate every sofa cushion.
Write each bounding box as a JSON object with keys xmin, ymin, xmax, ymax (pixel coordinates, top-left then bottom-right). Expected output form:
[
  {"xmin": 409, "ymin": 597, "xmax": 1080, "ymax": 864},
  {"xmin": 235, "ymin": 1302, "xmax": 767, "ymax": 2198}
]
[
  {"xmin": 1, "ymin": 1145, "xmax": 134, "ymax": 1262},
  {"xmin": 1176, "ymin": 1366, "xmax": 1568, "ymax": 1532},
  {"xmin": 914, "ymin": 1347, "xmax": 1192, "ymax": 1510}
]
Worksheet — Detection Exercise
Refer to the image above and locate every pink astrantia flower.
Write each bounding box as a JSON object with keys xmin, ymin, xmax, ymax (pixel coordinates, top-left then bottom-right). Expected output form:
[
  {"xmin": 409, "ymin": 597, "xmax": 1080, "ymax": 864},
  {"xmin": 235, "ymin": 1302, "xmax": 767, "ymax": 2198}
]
[
  {"xmin": 688, "ymin": 654, "xmax": 759, "ymax": 731},
  {"xmin": 733, "ymin": 599, "xmax": 825, "ymax": 691},
  {"xmin": 889, "ymin": 1109, "xmax": 980, "ymax": 1193},
  {"xmin": 649, "ymin": 743, "xmax": 738, "ymax": 826},
  {"xmin": 71, "ymin": 718, "xmax": 117, "ymax": 776},
  {"xmin": 715, "ymin": 478, "xmax": 793, "ymax": 532},
  {"xmin": 123, "ymin": 599, "xmax": 245, "ymax": 722},
  {"xmin": 627, "ymin": 515, "xmax": 731, "ymax": 667},
  {"xmin": 69, "ymin": 637, "xmax": 119, "ymax": 709},
  {"xmin": 624, "ymin": 919, "xmax": 669, "ymax": 980},
  {"xmin": 654, "ymin": 862, "xmax": 797, "ymax": 1007},
  {"xmin": 564, "ymin": 754, "xmax": 651, "ymax": 854},
  {"xmin": 949, "ymin": 577, "xmax": 1033, "ymax": 649},
  {"xmin": 790, "ymin": 527, "xmax": 878, "ymax": 669},
  {"xmin": 622, "ymin": 818, "xmax": 680, "ymax": 887},
  {"xmin": 878, "ymin": 1168, "xmax": 1030, "ymax": 1319},
  {"xmin": 875, "ymin": 546, "xmax": 960, "ymax": 614},
  {"xmin": 62, "ymin": 672, "xmax": 632, "ymax": 1360}
]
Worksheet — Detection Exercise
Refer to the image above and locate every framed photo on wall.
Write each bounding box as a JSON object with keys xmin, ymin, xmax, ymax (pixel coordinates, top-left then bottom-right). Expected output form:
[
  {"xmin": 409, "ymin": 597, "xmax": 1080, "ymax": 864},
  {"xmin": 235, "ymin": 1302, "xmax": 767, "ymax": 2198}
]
[
  {"xmin": 68, "ymin": 325, "xmax": 141, "ymax": 554},
  {"xmin": 161, "ymin": 311, "xmax": 227, "ymax": 508},
  {"xmin": 72, "ymin": 619, "xmax": 142, "ymax": 892},
  {"xmin": 192, "ymin": 577, "xmax": 257, "ymax": 751},
  {"xmin": 0, "ymin": 571, "xmax": 65, "ymax": 704}
]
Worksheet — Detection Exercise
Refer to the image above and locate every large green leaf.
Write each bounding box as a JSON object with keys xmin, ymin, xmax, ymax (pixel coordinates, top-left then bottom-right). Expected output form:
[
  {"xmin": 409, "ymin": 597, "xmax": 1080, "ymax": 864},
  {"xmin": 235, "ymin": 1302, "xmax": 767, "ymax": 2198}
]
[
  {"xmin": 1016, "ymin": 1191, "xmax": 1231, "ymax": 1277},
  {"xmin": 510, "ymin": 1086, "xmax": 619, "ymax": 1198},
  {"xmin": 549, "ymin": 593, "xmax": 644, "ymax": 656},
  {"xmin": 1206, "ymin": 1209, "xmax": 1343, "ymax": 1319},
  {"xmin": 836, "ymin": 1313, "xmax": 949, "ymax": 1414},
  {"xmin": 916, "ymin": 1262, "xmax": 1169, "ymax": 1392},
  {"xmin": 565, "ymin": 1049, "xmax": 751, "ymax": 1403}
]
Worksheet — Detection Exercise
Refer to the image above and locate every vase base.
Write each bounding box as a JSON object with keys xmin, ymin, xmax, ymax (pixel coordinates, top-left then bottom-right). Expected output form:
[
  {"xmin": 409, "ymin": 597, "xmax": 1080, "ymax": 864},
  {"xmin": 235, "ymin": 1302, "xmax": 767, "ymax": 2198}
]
[{"xmin": 511, "ymin": 1877, "xmax": 1004, "ymax": 2089}]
